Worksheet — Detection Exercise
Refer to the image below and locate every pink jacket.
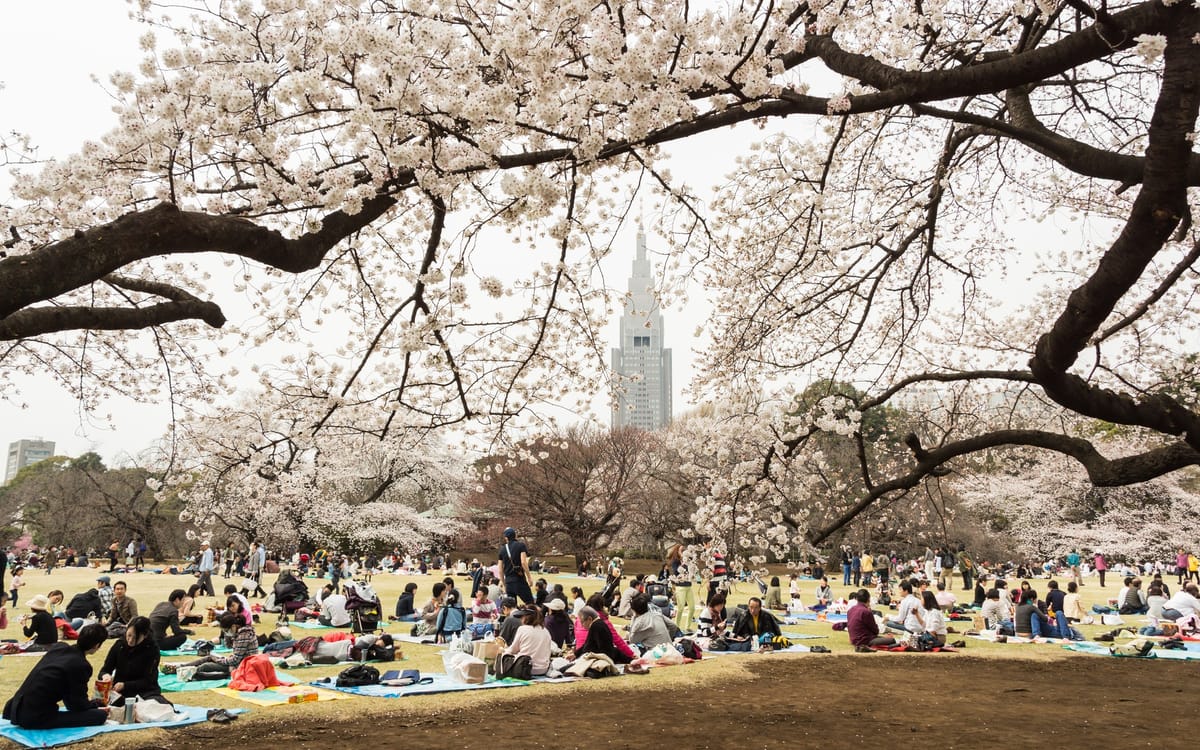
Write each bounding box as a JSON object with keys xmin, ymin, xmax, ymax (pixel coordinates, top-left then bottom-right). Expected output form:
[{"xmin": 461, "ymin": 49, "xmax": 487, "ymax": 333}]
[{"xmin": 573, "ymin": 613, "xmax": 635, "ymax": 659}]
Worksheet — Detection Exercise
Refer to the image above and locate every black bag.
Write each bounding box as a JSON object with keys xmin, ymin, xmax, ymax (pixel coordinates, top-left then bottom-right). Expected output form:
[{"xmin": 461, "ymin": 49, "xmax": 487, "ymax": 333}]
[
  {"xmin": 336, "ymin": 663, "xmax": 381, "ymax": 687},
  {"xmin": 495, "ymin": 653, "xmax": 532, "ymax": 681},
  {"xmin": 366, "ymin": 642, "xmax": 395, "ymax": 661},
  {"xmin": 676, "ymin": 638, "xmax": 700, "ymax": 660}
]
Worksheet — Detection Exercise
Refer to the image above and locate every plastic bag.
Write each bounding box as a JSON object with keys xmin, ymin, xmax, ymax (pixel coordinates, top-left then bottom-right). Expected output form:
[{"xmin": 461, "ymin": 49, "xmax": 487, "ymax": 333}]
[{"xmin": 648, "ymin": 643, "xmax": 683, "ymax": 665}]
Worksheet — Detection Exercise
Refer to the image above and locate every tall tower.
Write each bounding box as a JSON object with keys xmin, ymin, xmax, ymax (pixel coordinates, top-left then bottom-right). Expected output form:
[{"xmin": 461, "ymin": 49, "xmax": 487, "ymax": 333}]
[{"xmin": 611, "ymin": 227, "xmax": 672, "ymax": 430}]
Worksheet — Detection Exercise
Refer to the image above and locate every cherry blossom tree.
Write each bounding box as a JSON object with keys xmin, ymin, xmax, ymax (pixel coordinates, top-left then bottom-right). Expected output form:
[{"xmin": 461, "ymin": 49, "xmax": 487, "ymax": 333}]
[
  {"xmin": 170, "ymin": 391, "xmax": 468, "ymax": 551},
  {"xmin": 469, "ymin": 425, "xmax": 652, "ymax": 566},
  {"xmin": 0, "ymin": 0, "xmax": 1197, "ymax": 548},
  {"xmin": 955, "ymin": 439, "xmax": 1200, "ymax": 560}
]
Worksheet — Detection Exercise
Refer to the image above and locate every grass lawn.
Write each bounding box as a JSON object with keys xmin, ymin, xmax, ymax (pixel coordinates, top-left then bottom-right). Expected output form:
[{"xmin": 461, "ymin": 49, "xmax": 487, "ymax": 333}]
[{"xmin": 0, "ymin": 560, "xmax": 1147, "ymax": 748}]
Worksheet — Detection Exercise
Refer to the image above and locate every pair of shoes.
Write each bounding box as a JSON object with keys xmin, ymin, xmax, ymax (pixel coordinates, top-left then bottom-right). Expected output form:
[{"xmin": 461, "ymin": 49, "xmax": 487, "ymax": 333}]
[
  {"xmin": 206, "ymin": 709, "xmax": 237, "ymax": 724},
  {"xmin": 950, "ymin": 640, "xmax": 967, "ymax": 648},
  {"xmin": 854, "ymin": 645, "xmax": 874, "ymax": 653},
  {"xmin": 809, "ymin": 645, "xmax": 831, "ymax": 653},
  {"xmin": 161, "ymin": 663, "xmax": 179, "ymax": 675}
]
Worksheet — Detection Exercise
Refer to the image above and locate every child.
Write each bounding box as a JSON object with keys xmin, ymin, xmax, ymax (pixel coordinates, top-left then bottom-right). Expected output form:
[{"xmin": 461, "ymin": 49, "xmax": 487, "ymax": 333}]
[{"xmin": 9, "ymin": 567, "xmax": 25, "ymax": 606}]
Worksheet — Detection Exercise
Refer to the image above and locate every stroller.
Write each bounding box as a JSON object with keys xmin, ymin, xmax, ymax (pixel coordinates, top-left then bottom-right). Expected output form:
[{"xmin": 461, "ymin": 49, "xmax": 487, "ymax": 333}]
[
  {"xmin": 272, "ymin": 570, "xmax": 310, "ymax": 623},
  {"xmin": 600, "ymin": 575, "xmax": 623, "ymax": 611},
  {"xmin": 343, "ymin": 580, "xmax": 383, "ymax": 633},
  {"xmin": 644, "ymin": 579, "xmax": 674, "ymax": 620}
]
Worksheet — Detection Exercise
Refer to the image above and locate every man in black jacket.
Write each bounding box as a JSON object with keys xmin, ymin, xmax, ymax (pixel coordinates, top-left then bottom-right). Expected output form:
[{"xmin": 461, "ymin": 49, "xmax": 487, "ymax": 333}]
[
  {"xmin": 3, "ymin": 624, "xmax": 108, "ymax": 728},
  {"xmin": 148, "ymin": 590, "xmax": 193, "ymax": 651},
  {"xmin": 731, "ymin": 597, "xmax": 783, "ymax": 641},
  {"xmin": 63, "ymin": 588, "xmax": 103, "ymax": 622}
]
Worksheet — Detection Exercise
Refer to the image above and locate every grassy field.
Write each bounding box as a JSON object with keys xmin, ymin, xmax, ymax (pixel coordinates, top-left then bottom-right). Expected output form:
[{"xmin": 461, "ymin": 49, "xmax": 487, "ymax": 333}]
[{"xmin": 0, "ymin": 559, "xmax": 1142, "ymax": 747}]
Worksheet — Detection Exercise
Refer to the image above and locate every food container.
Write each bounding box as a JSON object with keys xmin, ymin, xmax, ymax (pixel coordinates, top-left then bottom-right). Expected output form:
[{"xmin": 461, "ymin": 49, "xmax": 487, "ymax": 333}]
[{"xmin": 93, "ymin": 678, "xmax": 112, "ymax": 705}]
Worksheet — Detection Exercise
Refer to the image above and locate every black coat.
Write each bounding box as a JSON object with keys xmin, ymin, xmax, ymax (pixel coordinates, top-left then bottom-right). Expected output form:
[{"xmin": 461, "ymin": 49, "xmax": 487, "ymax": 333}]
[
  {"xmin": 23, "ymin": 611, "xmax": 58, "ymax": 645},
  {"xmin": 2, "ymin": 643, "xmax": 97, "ymax": 727},
  {"xmin": 64, "ymin": 590, "xmax": 102, "ymax": 620},
  {"xmin": 578, "ymin": 619, "xmax": 632, "ymax": 664},
  {"xmin": 99, "ymin": 636, "xmax": 162, "ymax": 700}
]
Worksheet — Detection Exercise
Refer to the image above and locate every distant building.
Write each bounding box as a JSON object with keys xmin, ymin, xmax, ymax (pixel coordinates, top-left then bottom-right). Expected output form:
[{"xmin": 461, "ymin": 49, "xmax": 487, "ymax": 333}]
[
  {"xmin": 611, "ymin": 228, "xmax": 672, "ymax": 431},
  {"xmin": 4, "ymin": 439, "xmax": 55, "ymax": 485}
]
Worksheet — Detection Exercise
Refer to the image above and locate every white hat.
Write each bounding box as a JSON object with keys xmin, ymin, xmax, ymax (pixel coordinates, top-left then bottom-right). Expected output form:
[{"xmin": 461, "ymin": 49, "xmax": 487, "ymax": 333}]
[
  {"xmin": 546, "ymin": 598, "xmax": 566, "ymax": 611},
  {"xmin": 27, "ymin": 594, "xmax": 50, "ymax": 612}
]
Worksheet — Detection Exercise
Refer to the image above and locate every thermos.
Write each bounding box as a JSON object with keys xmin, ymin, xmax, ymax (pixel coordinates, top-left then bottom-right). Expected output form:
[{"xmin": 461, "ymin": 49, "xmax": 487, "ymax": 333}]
[{"xmin": 123, "ymin": 697, "xmax": 138, "ymax": 724}]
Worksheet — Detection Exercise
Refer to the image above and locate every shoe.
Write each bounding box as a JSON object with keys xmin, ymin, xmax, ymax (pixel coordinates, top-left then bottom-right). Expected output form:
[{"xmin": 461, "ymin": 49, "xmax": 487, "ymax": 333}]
[
  {"xmin": 854, "ymin": 645, "xmax": 874, "ymax": 653},
  {"xmin": 206, "ymin": 709, "xmax": 237, "ymax": 724},
  {"xmin": 161, "ymin": 663, "xmax": 179, "ymax": 675},
  {"xmin": 950, "ymin": 640, "xmax": 966, "ymax": 648}
]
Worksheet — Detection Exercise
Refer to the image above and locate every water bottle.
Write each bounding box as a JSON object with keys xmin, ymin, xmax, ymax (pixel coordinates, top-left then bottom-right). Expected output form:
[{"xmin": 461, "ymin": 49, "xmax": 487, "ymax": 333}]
[{"xmin": 123, "ymin": 697, "xmax": 138, "ymax": 724}]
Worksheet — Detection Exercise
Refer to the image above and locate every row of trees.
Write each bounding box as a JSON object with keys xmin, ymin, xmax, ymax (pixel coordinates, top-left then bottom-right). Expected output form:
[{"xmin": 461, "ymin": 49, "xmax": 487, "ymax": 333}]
[{"xmin": 0, "ymin": 452, "xmax": 190, "ymax": 557}]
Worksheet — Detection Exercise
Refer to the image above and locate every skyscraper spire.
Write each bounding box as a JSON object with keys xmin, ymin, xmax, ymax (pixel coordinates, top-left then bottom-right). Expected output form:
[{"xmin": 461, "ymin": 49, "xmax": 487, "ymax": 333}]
[{"xmin": 611, "ymin": 228, "xmax": 672, "ymax": 431}]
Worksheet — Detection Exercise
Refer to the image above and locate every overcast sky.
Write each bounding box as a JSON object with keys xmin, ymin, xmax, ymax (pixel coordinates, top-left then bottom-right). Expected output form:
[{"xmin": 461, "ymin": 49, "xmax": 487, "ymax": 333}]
[{"xmin": 0, "ymin": 2, "xmax": 739, "ymax": 463}]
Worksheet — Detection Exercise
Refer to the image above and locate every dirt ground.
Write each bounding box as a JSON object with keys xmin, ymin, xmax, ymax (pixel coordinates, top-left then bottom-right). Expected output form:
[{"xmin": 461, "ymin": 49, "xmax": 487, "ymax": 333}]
[{"xmin": 136, "ymin": 655, "xmax": 1199, "ymax": 750}]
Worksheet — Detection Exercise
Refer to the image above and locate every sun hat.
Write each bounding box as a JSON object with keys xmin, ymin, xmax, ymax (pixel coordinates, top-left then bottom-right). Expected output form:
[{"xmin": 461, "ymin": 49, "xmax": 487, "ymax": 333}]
[
  {"xmin": 27, "ymin": 594, "xmax": 50, "ymax": 611},
  {"xmin": 546, "ymin": 598, "xmax": 566, "ymax": 611}
]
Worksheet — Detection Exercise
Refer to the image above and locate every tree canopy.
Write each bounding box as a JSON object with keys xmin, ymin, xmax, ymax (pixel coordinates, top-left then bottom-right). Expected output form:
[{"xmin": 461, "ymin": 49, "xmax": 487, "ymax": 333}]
[{"xmin": 1, "ymin": 0, "xmax": 1198, "ymax": 547}]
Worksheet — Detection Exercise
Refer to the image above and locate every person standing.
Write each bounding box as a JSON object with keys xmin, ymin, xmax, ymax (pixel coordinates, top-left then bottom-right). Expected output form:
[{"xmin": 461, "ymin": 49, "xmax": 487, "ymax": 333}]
[
  {"xmin": 245, "ymin": 542, "xmax": 267, "ymax": 598},
  {"xmin": 1064, "ymin": 549, "xmax": 1082, "ymax": 588},
  {"xmin": 671, "ymin": 555, "xmax": 695, "ymax": 632},
  {"xmin": 135, "ymin": 539, "xmax": 147, "ymax": 571},
  {"xmin": 1094, "ymin": 552, "xmax": 1108, "ymax": 588},
  {"xmin": 44, "ymin": 547, "xmax": 59, "ymax": 575},
  {"xmin": 840, "ymin": 546, "xmax": 852, "ymax": 586},
  {"xmin": 959, "ymin": 550, "xmax": 975, "ymax": 591},
  {"xmin": 107, "ymin": 540, "xmax": 120, "ymax": 572},
  {"xmin": 222, "ymin": 543, "xmax": 235, "ymax": 579},
  {"xmin": 0, "ymin": 547, "xmax": 8, "ymax": 596},
  {"xmin": 196, "ymin": 541, "xmax": 216, "ymax": 597},
  {"xmin": 498, "ymin": 527, "xmax": 534, "ymax": 605},
  {"xmin": 706, "ymin": 544, "xmax": 728, "ymax": 605}
]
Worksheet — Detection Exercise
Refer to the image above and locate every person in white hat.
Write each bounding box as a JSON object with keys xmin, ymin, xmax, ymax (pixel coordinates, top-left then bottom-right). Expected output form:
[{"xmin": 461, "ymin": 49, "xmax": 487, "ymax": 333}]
[{"xmin": 22, "ymin": 595, "xmax": 58, "ymax": 651}]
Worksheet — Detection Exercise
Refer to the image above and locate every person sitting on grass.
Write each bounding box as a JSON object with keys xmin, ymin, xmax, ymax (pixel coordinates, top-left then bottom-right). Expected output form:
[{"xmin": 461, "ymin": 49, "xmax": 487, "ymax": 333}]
[
  {"xmin": 574, "ymin": 594, "xmax": 637, "ymax": 662},
  {"xmin": 98, "ymin": 616, "xmax": 167, "ymax": 706},
  {"xmin": 626, "ymin": 593, "xmax": 674, "ymax": 650},
  {"xmin": 163, "ymin": 612, "xmax": 256, "ymax": 679},
  {"xmin": 504, "ymin": 605, "xmax": 553, "ymax": 677},
  {"xmin": 920, "ymin": 591, "xmax": 947, "ymax": 647},
  {"xmin": 847, "ymin": 589, "xmax": 895, "ymax": 652},
  {"xmin": 885, "ymin": 580, "xmax": 921, "ymax": 633},
  {"xmin": 2, "ymin": 624, "xmax": 108, "ymax": 729},
  {"xmin": 574, "ymin": 606, "xmax": 632, "ymax": 665},
  {"xmin": 731, "ymin": 597, "xmax": 783, "ymax": 642},
  {"xmin": 811, "ymin": 577, "xmax": 834, "ymax": 612},
  {"xmin": 392, "ymin": 582, "xmax": 419, "ymax": 622},
  {"xmin": 21, "ymin": 595, "xmax": 59, "ymax": 651},
  {"xmin": 981, "ymin": 588, "xmax": 1013, "ymax": 633},
  {"xmin": 1014, "ymin": 589, "xmax": 1053, "ymax": 638},
  {"xmin": 148, "ymin": 589, "xmax": 194, "ymax": 652}
]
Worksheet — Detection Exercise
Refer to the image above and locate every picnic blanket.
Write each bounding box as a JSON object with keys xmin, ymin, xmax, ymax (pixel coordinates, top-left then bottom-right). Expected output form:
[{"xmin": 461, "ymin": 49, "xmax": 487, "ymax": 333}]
[
  {"xmin": 783, "ymin": 613, "xmax": 848, "ymax": 624},
  {"xmin": 0, "ymin": 705, "xmax": 242, "ymax": 749},
  {"xmin": 160, "ymin": 639, "xmax": 232, "ymax": 657},
  {"xmin": 160, "ymin": 669, "xmax": 298, "ymax": 692},
  {"xmin": 311, "ymin": 673, "xmax": 529, "ymax": 698},
  {"xmin": 777, "ymin": 632, "xmax": 828, "ymax": 640},
  {"xmin": 210, "ymin": 684, "xmax": 348, "ymax": 706},
  {"xmin": 1063, "ymin": 642, "xmax": 1200, "ymax": 661},
  {"xmin": 288, "ymin": 620, "xmax": 339, "ymax": 630}
]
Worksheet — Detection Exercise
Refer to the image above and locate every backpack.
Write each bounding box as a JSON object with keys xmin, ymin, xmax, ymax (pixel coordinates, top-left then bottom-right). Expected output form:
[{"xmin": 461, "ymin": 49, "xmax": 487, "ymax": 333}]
[
  {"xmin": 336, "ymin": 663, "xmax": 381, "ymax": 687},
  {"xmin": 495, "ymin": 653, "xmax": 533, "ymax": 681}
]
